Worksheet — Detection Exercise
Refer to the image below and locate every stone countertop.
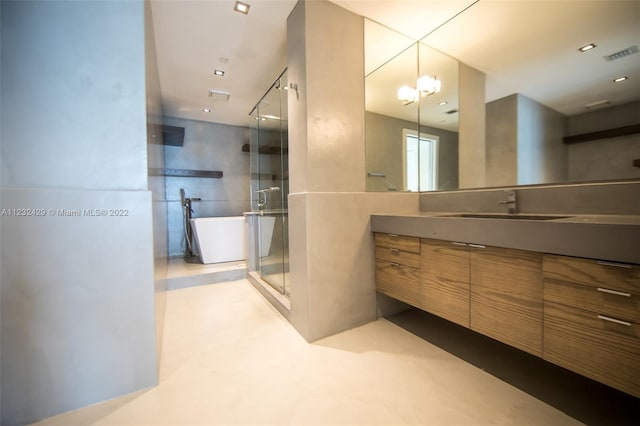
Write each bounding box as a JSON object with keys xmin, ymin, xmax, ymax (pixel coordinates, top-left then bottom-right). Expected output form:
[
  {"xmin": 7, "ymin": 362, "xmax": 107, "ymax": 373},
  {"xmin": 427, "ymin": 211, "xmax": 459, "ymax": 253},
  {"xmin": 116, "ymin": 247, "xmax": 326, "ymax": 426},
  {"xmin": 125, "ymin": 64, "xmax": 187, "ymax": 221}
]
[{"xmin": 371, "ymin": 212, "xmax": 640, "ymax": 264}]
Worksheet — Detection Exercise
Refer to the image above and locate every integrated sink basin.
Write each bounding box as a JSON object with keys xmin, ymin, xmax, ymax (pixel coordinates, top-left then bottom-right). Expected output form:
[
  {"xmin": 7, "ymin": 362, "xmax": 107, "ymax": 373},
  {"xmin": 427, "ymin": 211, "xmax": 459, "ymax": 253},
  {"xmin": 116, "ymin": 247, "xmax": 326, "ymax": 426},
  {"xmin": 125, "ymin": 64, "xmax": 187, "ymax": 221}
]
[{"xmin": 436, "ymin": 213, "xmax": 571, "ymax": 220}]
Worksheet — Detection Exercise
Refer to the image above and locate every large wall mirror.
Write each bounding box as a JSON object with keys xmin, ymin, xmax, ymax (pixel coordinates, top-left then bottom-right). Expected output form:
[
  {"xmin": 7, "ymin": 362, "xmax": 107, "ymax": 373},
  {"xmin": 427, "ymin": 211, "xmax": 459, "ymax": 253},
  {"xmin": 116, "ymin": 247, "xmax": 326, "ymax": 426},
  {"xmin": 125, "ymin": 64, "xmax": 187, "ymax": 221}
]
[
  {"xmin": 365, "ymin": 1, "xmax": 640, "ymax": 192},
  {"xmin": 365, "ymin": 20, "xmax": 460, "ymax": 192}
]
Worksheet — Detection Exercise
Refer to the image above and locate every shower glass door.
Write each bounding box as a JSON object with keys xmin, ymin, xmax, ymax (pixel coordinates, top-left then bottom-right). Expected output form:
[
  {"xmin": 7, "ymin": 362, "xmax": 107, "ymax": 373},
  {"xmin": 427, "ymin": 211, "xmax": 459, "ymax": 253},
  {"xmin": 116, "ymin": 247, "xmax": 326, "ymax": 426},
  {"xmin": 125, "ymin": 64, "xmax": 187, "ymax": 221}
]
[{"xmin": 248, "ymin": 70, "xmax": 289, "ymax": 296}]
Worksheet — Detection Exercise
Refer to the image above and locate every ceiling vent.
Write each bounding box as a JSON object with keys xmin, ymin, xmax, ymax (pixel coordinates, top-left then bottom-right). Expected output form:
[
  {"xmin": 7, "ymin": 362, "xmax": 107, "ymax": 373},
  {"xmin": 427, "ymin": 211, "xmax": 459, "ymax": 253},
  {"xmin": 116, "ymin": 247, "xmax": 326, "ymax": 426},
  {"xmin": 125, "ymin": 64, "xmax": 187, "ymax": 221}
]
[
  {"xmin": 208, "ymin": 89, "xmax": 230, "ymax": 102},
  {"xmin": 603, "ymin": 45, "xmax": 639, "ymax": 62}
]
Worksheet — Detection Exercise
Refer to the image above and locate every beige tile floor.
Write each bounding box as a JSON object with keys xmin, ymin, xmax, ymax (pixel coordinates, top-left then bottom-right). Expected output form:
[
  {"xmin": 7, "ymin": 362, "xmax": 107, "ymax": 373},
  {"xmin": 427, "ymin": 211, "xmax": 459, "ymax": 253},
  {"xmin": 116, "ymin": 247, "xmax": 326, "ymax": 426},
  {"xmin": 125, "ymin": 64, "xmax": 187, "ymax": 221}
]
[{"xmin": 32, "ymin": 280, "xmax": 581, "ymax": 426}]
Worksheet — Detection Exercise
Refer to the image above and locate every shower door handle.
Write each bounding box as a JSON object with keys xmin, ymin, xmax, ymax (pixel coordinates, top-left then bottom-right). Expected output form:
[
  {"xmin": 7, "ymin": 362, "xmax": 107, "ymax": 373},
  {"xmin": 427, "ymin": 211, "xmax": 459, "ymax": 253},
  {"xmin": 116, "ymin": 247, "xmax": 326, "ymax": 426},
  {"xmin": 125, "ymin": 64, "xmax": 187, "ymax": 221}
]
[{"xmin": 256, "ymin": 187, "xmax": 280, "ymax": 208}]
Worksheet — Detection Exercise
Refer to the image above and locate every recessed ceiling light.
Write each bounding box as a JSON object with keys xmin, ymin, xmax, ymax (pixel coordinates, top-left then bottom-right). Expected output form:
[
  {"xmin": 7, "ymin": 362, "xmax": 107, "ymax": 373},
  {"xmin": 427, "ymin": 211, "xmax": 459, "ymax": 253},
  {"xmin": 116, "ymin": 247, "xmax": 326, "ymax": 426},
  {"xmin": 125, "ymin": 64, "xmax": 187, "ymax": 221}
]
[
  {"xmin": 613, "ymin": 76, "xmax": 628, "ymax": 83},
  {"xmin": 438, "ymin": 101, "xmax": 448, "ymax": 106},
  {"xmin": 578, "ymin": 43, "xmax": 596, "ymax": 52},
  {"xmin": 214, "ymin": 69, "xmax": 225, "ymax": 77},
  {"xmin": 203, "ymin": 108, "xmax": 211, "ymax": 113},
  {"xmin": 234, "ymin": 1, "xmax": 250, "ymax": 14}
]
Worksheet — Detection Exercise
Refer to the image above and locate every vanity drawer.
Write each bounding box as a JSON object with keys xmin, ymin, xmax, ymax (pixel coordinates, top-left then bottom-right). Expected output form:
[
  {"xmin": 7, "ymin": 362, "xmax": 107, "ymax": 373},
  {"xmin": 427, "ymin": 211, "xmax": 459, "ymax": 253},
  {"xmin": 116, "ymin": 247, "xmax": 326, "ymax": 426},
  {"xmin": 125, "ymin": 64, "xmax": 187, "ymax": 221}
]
[
  {"xmin": 420, "ymin": 238, "xmax": 470, "ymax": 327},
  {"xmin": 544, "ymin": 254, "xmax": 639, "ymax": 294},
  {"xmin": 376, "ymin": 260, "xmax": 420, "ymax": 306},
  {"xmin": 471, "ymin": 284, "xmax": 543, "ymax": 357},
  {"xmin": 376, "ymin": 246, "xmax": 420, "ymax": 268},
  {"xmin": 375, "ymin": 233, "xmax": 420, "ymax": 254},
  {"xmin": 471, "ymin": 246, "xmax": 543, "ymax": 299},
  {"xmin": 422, "ymin": 276, "xmax": 469, "ymax": 327},
  {"xmin": 544, "ymin": 301, "xmax": 640, "ymax": 398},
  {"xmin": 545, "ymin": 279, "xmax": 640, "ymax": 322},
  {"xmin": 421, "ymin": 238, "xmax": 470, "ymax": 282}
]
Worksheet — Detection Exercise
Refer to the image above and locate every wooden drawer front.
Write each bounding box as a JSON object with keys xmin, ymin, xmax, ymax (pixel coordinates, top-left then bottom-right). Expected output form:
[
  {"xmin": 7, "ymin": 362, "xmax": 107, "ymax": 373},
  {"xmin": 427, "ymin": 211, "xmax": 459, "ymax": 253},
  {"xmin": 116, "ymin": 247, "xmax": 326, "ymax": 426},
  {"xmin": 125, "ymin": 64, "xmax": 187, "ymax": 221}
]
[
  {"xmin": 545, "ymin": 279, "xmax": 640, "ymax": 323},
  {"xmin": 544, "ymin": 301, "xmax": 640, "ymax": 397},
  {"xmin": 376, "ymin": 246, "xmax": 420, "ymax": 268},
  {"xmin": 471, "ymin": 246, "xmax": 543, "ymax": 299},
  {"xmin": 544, "ymin": 254, "xmax": 639, "ymax": 294},
  {"xmin": 375, "ymin": 233, "xmax": 420, "ymax": 253},
  {"xmin": 376, "ymin": 260, "xmax": 420, "ymax": 306},
  {"xmin": 422, "ymin": 276, "xmax": 470, "ymax": 327},
  {"xmin": 421, "ymin": 239, "xmax": 470, "ymax": 282},
  {"xmin": 471, "ymin": 285, "xmax": 543, "ymax": 356}
]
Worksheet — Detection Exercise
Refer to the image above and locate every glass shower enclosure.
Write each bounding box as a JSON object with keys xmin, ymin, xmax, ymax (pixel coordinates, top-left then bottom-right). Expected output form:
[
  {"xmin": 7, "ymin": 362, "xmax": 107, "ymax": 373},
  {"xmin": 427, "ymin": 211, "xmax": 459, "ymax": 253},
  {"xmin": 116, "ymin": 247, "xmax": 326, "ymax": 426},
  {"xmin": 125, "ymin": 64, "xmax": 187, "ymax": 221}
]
[{"xmin": 246, "ymin": 70, "xmax": 289, "ymax": 296}]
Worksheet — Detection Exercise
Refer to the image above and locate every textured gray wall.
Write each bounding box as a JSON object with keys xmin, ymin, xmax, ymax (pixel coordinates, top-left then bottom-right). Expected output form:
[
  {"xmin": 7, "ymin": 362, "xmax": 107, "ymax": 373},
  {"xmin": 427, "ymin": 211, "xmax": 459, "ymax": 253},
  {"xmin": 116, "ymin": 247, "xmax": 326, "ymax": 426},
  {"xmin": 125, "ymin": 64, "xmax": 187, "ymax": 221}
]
[
  {"xmin": 458, "ymin": 63, "xmax": 486, "ymax": 188},
  {"xmin": 486, "ymin": 94, "xmax": 518, "ymax": 186},
  {"xmin": 287, "ymin": 1, "xmax": 421, "ymax": 342},
  {"xmin": 485, "ymin": 94, "xmax": 567, "ymax": 187},
  {"xmin": 145, "ymin": 0, "xmax": 168, "ymax": 360},
  {"xmin": 365, "ymin": 111, "xmax": 458, "ymax": 191},
  {"xmin": 163, "ymin": 117, "xmax": 251, "ymax": 257},
  {"xmin": 0, "ymin": 1, "xmax": 158, "ymax": 424},
  {"xmin": 517, "ymin": 94, "xmax": 566, "ymax": 185},
  {"xmin": 567, "ymin": 101, "xmax": 640, "ymax": 182}
]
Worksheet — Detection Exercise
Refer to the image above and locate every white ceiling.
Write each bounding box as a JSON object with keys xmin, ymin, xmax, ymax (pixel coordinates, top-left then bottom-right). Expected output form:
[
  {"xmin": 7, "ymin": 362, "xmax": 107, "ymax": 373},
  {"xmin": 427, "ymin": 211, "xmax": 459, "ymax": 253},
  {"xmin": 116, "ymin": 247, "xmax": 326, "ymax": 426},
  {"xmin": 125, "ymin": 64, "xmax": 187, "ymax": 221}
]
[
  {"xmin": 150, "ymin": 0, "xmax": 640, "ymax": 129},
  {"xmin": 150, "ymin": 0, "xmax": 297, "ymax": 127}
]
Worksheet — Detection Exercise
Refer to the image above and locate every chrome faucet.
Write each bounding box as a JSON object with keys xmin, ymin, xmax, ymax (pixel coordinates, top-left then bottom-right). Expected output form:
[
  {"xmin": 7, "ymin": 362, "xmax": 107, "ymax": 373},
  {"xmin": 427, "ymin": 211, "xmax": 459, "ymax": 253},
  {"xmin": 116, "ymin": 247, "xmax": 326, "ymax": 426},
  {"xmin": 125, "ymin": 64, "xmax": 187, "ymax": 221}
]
[{"xmin": 499, "ymin": 189, "xmax": 517, "ymax": 214}]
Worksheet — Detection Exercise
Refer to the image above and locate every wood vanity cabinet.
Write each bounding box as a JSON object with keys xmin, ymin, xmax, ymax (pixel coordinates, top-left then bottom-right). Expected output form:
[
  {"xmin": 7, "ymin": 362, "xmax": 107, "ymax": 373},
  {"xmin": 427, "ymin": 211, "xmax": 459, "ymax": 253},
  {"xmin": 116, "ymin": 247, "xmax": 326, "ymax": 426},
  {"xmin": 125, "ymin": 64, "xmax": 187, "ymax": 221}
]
[
  {"xmin": 420, "ymin": 240, "xmax": 544, "ymax": 352},
  {"xmin": 420, "ymin": 239, "xmax": 470, "ymax": 327},
  {"xmin": 470, "ymin": 246, "xmax": 543, "ymax": 357},
  {"xmin": 374, "ymin": 233, "xmax": 421, "ymax": 306},
  {"xmin": 543, "ymin": 254, "xmax": 640, "ymax": 397},
  {"xmin": 374, "ymin": 232, "xmax": 639, "ymax": 397}
]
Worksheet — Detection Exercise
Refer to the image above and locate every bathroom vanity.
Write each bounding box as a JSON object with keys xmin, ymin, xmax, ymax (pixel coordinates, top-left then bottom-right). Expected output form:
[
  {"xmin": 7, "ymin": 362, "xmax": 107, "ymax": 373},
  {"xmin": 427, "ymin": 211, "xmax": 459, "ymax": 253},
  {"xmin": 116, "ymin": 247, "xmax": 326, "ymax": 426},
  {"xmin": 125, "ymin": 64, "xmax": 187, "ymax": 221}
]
[{"xmin": 372, "ymin": 212, "xmax": 640, "ymax": 398}]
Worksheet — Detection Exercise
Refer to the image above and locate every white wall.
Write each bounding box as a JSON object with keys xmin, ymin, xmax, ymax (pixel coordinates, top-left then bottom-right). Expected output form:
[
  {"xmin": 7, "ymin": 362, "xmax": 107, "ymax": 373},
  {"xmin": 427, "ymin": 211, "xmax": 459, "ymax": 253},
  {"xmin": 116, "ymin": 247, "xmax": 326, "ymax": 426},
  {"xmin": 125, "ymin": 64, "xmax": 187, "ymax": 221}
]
[{"xmin": 1, "ymin": 1, "xmax": 158, "ymax": 424}]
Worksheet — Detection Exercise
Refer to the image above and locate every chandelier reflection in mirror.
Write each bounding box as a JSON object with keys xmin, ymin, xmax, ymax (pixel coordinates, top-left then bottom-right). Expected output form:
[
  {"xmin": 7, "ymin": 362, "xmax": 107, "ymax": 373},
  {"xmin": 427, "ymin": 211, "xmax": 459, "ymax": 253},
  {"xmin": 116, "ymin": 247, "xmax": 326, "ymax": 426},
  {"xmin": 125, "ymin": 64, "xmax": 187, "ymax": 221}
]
[{"xmin": 397, "ymin": 75, "xmax": 442, "ymax": 105}]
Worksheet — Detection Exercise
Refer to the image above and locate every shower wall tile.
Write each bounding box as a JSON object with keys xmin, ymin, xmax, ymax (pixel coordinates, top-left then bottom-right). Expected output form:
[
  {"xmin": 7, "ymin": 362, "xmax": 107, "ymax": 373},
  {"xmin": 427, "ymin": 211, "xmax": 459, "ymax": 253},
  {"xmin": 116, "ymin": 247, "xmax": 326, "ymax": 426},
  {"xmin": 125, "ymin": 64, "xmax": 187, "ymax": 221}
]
[{"xmin": 162, "ymin": 117, "xmax": 251, "ymax": 257}]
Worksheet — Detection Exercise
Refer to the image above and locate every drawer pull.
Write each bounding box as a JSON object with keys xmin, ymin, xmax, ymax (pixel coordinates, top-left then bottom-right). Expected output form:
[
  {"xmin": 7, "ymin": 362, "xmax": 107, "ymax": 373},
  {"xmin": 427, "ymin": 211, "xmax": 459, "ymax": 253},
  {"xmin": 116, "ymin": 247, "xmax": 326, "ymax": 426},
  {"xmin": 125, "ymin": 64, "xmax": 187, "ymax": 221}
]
[
  {"xmin": 451, "ymin": 242, "xmax": 468, "ymax": 247},
  {"xmin": 390, "ymin": 262, "xmax": 400, "ymax": 267},
  {"xmin": 597, "ymin": 287, "xmax": 632, "ymax": 298},
  {"xmin": 390, "ymin": 248, "xmax": 400, "ymax": 254},
  {"xmin": 388, "ymin": 234, "xmax": 399, "ymax": 238},
  {"xmin": 597, "ymin": 260, "xmax": 632, "ymax": 269},
  {"xmin": 469, "ymin": 244, "xmax": 486, "ymax": 249},
  {"xmin": 597, "ymin": 315, "xmax": 632, "ymax": 327}
]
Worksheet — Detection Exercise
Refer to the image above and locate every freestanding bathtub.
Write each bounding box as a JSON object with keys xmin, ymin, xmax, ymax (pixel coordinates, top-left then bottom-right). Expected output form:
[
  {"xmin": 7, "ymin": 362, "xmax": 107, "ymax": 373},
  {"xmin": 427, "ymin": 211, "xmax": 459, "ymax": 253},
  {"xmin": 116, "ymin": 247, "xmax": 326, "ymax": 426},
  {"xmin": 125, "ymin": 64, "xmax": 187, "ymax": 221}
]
[{"xmin": 190, "ymin": 216, "xmax": 246, "ymax": 264}]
